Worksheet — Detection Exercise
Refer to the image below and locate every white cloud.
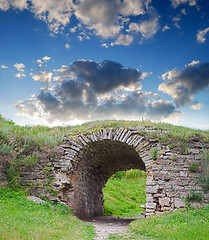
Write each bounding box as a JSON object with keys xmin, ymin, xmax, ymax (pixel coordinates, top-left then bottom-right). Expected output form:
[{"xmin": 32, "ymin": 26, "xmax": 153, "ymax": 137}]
[
  {"xmin": 190, "ymin": 103, "xmax": 204, "ymax": 110},
  {"xmin": 70, "ymin": 26, "xmax": 77, "ymax": 33},
  {"xmin": 42, "ymin": 56, "xmax": 51, "ymax": 61},
  {"xmin": 53, "ymin": 65, "xmax": 69, "ymax": 74},
  {"xmin": 78, "ymin": 35, "xmax": 83, "ymax": 41},
  {"xmin": 120, "ymin": 0, "xmax": 151, "ymax": 16},
  {"xmin": 65, "ymin": 43, "xmax": 70, "ymax": 49},
  {"xmin": 14, "ymin": 63, "xmax": 25, "ymax": 72},
  {"xmin": 0, "ymin": 0, "xmax": 160, "ymax": 45},
  {"xmin": 111, "ymin": 34, "xmax": 133, "ymax": 46},
  {"xmin": 161, "ymin": 69, "xmax": 179, "ymax": 80},
  {"xmin": 32, "ymin": 71, "xmax": 52, "ymax": 83},
  {"xmin": 181, "ymin": 8, "xmax": 186, "ymax": 15},
  {"xmin": 1, "ymin": 65, "xmax": 8, "ymax": 69},
  {"xmin": 37, "ymin": 59, "xmax": 43, "ymax": 67},
  {"xmin": 14, "ymin": 99, "xmax": 41, "ymax": 118},
  {"xmin": 101, "ymin": 43, "xmax": 108, "ymax": 48},
  {"xmin": 88, "ymin": 22, "xmax": 122, "ymax": 39},
  {"xmin": 197, "ymin": 27, "xmax": 209, "ymax": 43},
  {"xmin": 0, "ymin": 0, "xmax": 10, "ymax": 10},
  {"xmin": 74, "ymin": 0, "xmax": 122, "ymax": 38},
  {"xmin": 127, "ymin": 22, "xmax": 140, "ymax": 32},
  {"xmin": 162, "ymin": 25, "xmax": 171, "ymax": 32},
  {"xmin": 171, "ymin": 0, "xmax": 197, "ymax": 8},
  {"xmin": 187, "ymin": 60, "xmax": 199, "ymax": 66},
  {"xmin": 0, "ymin": 0, "xmax": 74, "ymax": 33},
  {"xmin": 15, "ymin": 73, "xmax": 26, "ymax": 78},
  {"xmin": 147, "ymin": 91, "xmax": 159, "ymax": 99},
  {"xmin": 141, "ymin": 72, "xmax": 152, "ymax": 79},
  {"xmin": 172, "ymin": 14, "xmax": 181, "ymax": 29},
  {"xmin": 138, "ymin": 16, "xmax": 159, "ymax": 39},
  {"xmin": 53, "ymin": 76, "xmax": 62, "ymax": 81},
  {"xmin": 74, "ymin": 0, "xmax": 156, "ymax": 39}
]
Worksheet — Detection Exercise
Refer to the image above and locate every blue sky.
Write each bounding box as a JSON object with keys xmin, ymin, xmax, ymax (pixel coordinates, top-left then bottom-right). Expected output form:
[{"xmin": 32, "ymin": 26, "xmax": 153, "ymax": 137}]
[{"xmin": 0, "ymin": 0, "xmax": 209, "ymax": 129}]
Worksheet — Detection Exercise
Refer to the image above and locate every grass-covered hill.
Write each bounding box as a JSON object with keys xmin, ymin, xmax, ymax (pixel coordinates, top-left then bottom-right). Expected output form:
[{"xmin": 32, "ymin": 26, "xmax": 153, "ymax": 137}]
[{"xmin": 1, "ymin": 113, "xmax": 208, "ymax": 159}]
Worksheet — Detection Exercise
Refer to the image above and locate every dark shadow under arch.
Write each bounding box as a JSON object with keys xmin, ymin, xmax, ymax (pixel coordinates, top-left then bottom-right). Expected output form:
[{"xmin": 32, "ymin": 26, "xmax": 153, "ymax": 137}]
[{"xmin": 72, "ymin": 139, "xmax": 146, "ymax": 219}]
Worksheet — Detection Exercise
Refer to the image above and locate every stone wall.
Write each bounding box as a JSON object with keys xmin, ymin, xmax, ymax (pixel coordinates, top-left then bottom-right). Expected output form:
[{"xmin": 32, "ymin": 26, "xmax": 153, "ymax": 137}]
[{"xmin": 0, "ymin": 126, "xmax": 208, "ymax": 219}]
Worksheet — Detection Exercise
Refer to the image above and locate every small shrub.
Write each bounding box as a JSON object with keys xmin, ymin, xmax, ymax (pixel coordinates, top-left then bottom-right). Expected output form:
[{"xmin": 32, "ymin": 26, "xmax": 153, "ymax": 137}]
[
  {"xmin": 111, "ymin": 171, "xmax": 126, "ymax": 180},
  {"xmin": 6, "ymin": 165, "xmax": 22, "ymax": 189},
  {"xmin": 189, "ymin": 162, "xmax": 199, "ymax": 173},
  {"xmin": 170, "ymin": 143, "xmax": 174, "ymax": 149},
  {"xmin": 0, "ymin": 143, "xmax": 12, "ymax": 155},
  {"xmin": 186, "ymin": 190, "xmax": 202, "ymax": 203},
  {"xmin": 172, "ymin": 154, "xmax": 177, "ymax": 161},
  {"xmin": 151, "ymin": 147, "xmax": 158, "ymax": 160},
  {"xmin": 180, "ymin": 141, "xmax": 189, "ymax": 154},
  {"xmin": 24, "ymin": 154, "xmax": 39, "ymax": 167},
  {"xmin": 125, "ymin": 169, "xmax": 146, "ymax": 180},
  {"xmin": 53, "ymin": 202, "xmax": 72, "ymax": 215}
]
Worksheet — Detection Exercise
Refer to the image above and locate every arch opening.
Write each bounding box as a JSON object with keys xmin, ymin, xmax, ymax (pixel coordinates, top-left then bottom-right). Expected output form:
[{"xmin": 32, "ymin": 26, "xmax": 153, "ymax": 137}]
[
  {"xmin": 72, "ymin": 139, "xmax": 146, "ymax": 219},
  {"xmin": 103, "ymin": 169, "xmax": 147, "ymax": 218}
]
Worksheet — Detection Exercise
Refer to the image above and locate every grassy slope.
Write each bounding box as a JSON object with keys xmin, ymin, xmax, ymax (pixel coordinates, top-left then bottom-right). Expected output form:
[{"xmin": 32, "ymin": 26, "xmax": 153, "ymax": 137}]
[
  {"xmin": 0, "ymin": 188, "xmax": 95, "ymax": 240},
  {"xmin": 1, "ymin": 114, "xmax": 209, "ymax": 157},
  {"xmin": 109, "ymin": 205, "xmax": 209, "ymax": 240},
  {"xmin": 103, "ymin": 169, "xmax": 147, "ymax": 217}
]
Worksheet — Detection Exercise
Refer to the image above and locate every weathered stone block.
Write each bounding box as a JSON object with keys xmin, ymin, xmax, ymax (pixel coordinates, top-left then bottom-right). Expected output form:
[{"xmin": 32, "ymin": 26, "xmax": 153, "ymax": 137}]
[
  {"xmin": 174, "ymin": 199, "xmax": 186, "ymax": 208},
  {"xmin": 146, "ymin": 185, "xmax": 159, "ymax": 193},
  {"xmin": 159, "ymin": 197, "xmax": 170, "ymax": 207},
  {"xmin": 146, "ymin": 202, "xmax": 157, "ymax": 209}
]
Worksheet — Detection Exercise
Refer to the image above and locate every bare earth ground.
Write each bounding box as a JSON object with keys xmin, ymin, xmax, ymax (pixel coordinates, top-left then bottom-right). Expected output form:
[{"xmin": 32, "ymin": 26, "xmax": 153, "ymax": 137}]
[{"xmin": 85, "ymin": 216, "xmax": 142, "ymax": 240}]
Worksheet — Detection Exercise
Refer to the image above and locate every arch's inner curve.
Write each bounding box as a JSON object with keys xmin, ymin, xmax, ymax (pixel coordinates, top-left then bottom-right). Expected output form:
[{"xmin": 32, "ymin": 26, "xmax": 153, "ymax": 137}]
[{"xmin": 72, "ymin": 139, "xmax": 145, "ymax": 219}]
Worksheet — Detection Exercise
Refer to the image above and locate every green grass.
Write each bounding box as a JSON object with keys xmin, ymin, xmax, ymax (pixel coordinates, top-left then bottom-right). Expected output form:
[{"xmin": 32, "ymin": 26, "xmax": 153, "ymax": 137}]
[
  {"xmin": 109, "ymin": 206, "xmax": 209, "ymax": 240},
  {"xmin": 103, "ymin": 169, "xmax": 147, "ymax": 217},
  {"xmin": 0, "ymin": 188, "xmax": 95, "ymax": 240}
]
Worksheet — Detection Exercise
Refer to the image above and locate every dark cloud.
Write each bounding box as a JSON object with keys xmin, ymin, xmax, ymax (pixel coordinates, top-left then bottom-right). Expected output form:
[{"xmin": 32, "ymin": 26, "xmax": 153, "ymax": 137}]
[
  {"xmin": 159, "ymin": 62, "xmax": 209, "ymax": 107},
  {"xmin": 56, "ymin": 80, "xmax": 85, "ymax": 100},
  {"xmin": 148, "ymin": 100, "xmax": 178, "ymax": 117},
  {"xmin": 37, "ymin": 91, "xmax": 60, "ymax": 113},
  {"xmin": 70, "ymin": 60, "xmax": 142, "ymax": 93},
  {"xmin": 176, "ymin": 62, "xmax": 209, "ymax": 92}
]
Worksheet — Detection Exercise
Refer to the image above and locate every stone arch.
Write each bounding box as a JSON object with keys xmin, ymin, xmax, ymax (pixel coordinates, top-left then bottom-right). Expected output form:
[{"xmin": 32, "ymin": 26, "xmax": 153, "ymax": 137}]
[{"xmin": 59, "ymin": 127, "xmax": 155, "ymax": 219}]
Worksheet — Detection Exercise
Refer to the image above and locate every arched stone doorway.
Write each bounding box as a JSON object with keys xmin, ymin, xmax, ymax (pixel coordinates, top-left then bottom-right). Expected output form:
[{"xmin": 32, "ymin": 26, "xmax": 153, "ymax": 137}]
[
  {"xmin": 72, "ymin": 139, "xmax": 146, "ymax": 219},
  {"xmin": 53, "ymin": 127, "xmax": 206, "ymax": 220}
]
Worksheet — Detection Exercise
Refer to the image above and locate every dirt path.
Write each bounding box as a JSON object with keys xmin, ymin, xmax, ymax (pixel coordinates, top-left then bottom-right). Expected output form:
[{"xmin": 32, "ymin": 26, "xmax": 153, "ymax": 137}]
[{"xmin": 85, "ymin": 216, "xmax": 141, "ymax": 240}]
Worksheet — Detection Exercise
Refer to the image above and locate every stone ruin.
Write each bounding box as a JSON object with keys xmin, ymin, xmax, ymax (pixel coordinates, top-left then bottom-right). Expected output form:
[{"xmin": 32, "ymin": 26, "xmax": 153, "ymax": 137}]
[
  {"xmin": 50, "ymin": 127, "xmax": 208, "ymax": 219},
  {"xmin": 2, "ymin": 126, "xmax": 207, "ymax": 219}
]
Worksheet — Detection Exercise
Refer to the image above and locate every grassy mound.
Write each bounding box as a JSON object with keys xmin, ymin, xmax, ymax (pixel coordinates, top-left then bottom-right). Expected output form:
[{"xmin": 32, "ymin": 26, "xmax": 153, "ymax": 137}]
[
  {"xmin": 1, "ymin": 113, "xmax": 208, "ymax": 159},
  {"xmin": 103, "ymin": 169, "xmax": 147, "ymax": 217},
  {"xmin": 0, "ymin": 188, "xmax": 95, "ymax": 240}
]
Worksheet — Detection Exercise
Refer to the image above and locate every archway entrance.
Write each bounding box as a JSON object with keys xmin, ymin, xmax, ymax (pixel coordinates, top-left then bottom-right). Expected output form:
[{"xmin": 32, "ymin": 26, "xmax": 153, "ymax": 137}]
[
  {"xmin": 72, "ymin": 139, "xmax": 146, "ymax": 219},
  {"xmin": 102, "ymin": 169, "xmax": 147, "ymax": 218}
]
